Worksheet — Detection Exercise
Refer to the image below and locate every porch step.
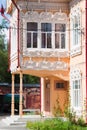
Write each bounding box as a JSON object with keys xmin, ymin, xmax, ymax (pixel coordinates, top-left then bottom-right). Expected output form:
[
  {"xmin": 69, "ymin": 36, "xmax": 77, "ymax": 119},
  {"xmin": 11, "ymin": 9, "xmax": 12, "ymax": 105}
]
[{"xmin": 2, "ymin": 115, "xmax": 41, "ymax": 126}]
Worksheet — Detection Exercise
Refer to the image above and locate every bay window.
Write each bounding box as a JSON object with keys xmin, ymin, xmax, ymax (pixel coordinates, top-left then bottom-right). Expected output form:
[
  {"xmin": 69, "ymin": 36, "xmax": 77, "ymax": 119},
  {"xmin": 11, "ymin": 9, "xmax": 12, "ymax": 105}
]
[{"xmin": 27, "ymin": 22, "xmax": 66, "ymax": 49}]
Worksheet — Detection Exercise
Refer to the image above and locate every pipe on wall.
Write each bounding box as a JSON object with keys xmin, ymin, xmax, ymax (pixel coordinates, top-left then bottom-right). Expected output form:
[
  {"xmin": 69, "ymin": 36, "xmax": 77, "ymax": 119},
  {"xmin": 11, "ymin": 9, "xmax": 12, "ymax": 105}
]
[{"xmin": 8, "ymin": 27, "xmax": 11, "ymax": 71}]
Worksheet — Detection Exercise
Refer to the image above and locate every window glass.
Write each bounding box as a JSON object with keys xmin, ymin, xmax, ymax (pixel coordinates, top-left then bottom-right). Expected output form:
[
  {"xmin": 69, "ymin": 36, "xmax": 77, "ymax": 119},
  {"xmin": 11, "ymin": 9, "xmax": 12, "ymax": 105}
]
[
  {"xmin": 73, "ymin": 80, "xmax": 80, "ymax": 107},
  {"xmin": 41, "ymin": 23, "xmax": 52, "ymax": 32},
  {"xmin": 27, "ymin": 22, "xmax": 37, "ymax": 31},
  {"xmin": 41, "ymin": 23, "xmax": 52, "ymax": 48},
  {"xmin": 72, "ymin": 14, "xmax": 80, "ymax": 46},
  {"xmin": 27, "ymin": 22, "xmax": 37, "ymax": 48},
  {"xmin": 55, "ymin": 24, "xmax": 66, "ymax": 49},
  {"xmin": 55, "ymin": 24, "xmax": 66, "ymax": 32}
]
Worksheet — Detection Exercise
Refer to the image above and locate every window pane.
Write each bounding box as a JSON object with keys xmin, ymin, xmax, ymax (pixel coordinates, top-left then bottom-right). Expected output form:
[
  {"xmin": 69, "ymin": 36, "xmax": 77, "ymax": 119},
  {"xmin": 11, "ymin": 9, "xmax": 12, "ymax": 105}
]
[
  {"xmin": 41, "ymin": 23, "xmax": 52, "ymax": 32},
  {"xmin": 74, "ymin": 16, "xmax": 78, "ymax": 28},
  {"xmin": 55, "ymin": 24, "xmax": 66, "ymax": 32},
  {"xmin": 27, "ymin": 33, "xmax": 31, "ymax": 48},
  {"xmin": 47, "ymin": 33, "xmax": 51, "ymax": 48},
  {"xmin": 41, "ymin": 33, "xmax": 46, "ymax": 48},
  {"xmin": 61, "ymin": 34, "xmax": 65, "ymax": 48},
  {"xmin": 72, "ymin": 80, "xmax": 80, "ymax": 107},
  {"xmin": 55, "ymin": 33, "xmax": 60, "ymax": 48},
  {"xmin": 27, "ymin": 22, "xmax": 37, "ymax": 31},
  {"xmin": 33, "ymin": 33, "xmax": 37, "ymax": 48}
]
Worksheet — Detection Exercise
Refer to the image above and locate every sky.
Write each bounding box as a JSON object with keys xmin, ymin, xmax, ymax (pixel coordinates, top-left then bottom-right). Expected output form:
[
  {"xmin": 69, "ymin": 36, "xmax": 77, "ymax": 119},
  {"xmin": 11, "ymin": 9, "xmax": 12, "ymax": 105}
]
[
  {"xmin": 0, "ymin": 0, "xmax": 7, "ymax": 24},
  {"xmin": 0, "ymin": 0, "xmax": 9, "ymax": 40}
]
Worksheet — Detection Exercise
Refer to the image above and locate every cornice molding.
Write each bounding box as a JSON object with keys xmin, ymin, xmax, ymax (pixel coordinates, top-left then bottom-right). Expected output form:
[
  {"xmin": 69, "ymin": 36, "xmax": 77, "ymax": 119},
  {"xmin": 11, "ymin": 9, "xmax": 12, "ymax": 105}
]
[{"xmin": 18, "ymin": 1, "xmax": 69, "ymax": 12}]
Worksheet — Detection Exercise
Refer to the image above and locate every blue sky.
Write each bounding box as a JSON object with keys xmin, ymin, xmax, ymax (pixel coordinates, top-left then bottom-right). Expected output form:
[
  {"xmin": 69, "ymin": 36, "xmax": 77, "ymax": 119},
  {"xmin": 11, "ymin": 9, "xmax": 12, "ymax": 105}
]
[{"xmin": 0, "ymin": 0, "xmax": 7, "ymax": 24}]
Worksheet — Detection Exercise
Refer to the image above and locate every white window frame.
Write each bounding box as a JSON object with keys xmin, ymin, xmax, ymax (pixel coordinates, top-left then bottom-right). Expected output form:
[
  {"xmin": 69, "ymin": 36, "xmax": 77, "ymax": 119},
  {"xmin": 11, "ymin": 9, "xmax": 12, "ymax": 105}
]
[
  {"xmin": 22, "ymin": 11, "xmax": 68, "ymax": 51},
  {"xmin": 70, "ymin": 7, "xmax": 81, "ymax": 56},
  {"xmin": 70, "ymin": 69, "xmax": 82, "ymax": 114},
  {"xmin": 72, "ymin": 80, "xmax": 81, "ymax": 108},
  {"xmin": 26, "ymin": 22, "xmax": 66, "ymax": 49}
]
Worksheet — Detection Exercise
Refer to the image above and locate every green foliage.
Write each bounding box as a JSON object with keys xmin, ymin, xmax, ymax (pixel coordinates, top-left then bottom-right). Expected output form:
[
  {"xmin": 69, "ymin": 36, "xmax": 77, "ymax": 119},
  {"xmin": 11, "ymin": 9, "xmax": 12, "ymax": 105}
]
[
  {"xmin": 0, "ymin": 19, "xmax": 11, "ymax": 83},
  {"xmin": 53, "ymin": 96, "xmax": 62, "ymax": 117},
  {"xmin": 26, "ymin": 118, "xmax": 87, "ymax": 130},
  {"xmin": 23, "ymin": 75, "xmax": 40, "ymax": 84}
]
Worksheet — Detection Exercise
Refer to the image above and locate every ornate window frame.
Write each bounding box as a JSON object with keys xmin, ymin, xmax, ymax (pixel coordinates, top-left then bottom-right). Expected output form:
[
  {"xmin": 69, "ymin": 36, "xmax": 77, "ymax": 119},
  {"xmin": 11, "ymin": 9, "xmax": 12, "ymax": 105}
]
[
  {"xmin": 21, "ymin": 11, "xmax": 69, "ymax": 53},
  {"xmin": 70, "ymin": 68, "xmax": 82, "ymax": 116},
  {"xmin": 70, "ymin": 6, "xmax": 82, "ymax": 56}
]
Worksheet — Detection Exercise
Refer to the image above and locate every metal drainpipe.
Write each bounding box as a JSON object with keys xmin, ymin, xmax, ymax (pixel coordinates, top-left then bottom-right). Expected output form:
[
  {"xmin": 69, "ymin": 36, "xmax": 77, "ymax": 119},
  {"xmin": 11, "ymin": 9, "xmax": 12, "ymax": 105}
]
[
  {"xmin": 86, "ymin": 0, "xmax": 87, "ymax": 123},
  {"xmin": 40, "ymin": 78, "xmax": 41, "ymax": 112},
  {"xmin": 8, "ymin": 27, "xmax": 11, "ymax": 71},
  {"xmin": 11, "ymin": 0, "xmax": 20, "ymax": 68}
]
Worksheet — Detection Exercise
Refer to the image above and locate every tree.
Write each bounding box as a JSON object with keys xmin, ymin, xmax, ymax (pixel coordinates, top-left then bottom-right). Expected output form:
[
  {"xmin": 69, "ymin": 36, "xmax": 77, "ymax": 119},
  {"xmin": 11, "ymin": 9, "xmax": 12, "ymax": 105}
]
[{"xmin": 0, "ymin": 19, "xmax": 40, "ymax": 84}]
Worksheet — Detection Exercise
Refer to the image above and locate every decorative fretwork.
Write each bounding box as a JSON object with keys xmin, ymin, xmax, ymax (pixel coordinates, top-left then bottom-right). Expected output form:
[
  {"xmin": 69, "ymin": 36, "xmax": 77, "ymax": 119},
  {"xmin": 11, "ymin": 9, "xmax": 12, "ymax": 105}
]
[
  {"xmin": 20, "ymin": 11, "xmax": 68, "ymax": 23},
  {"xmin": 22, "ymin": 59, "xmax": 68, "ymax": 70},
  {"xmin": 23, "ymin": 50, "xmax": 69, "ymax": 58},
  {"xmin": 70, "ymin": 68, "xmax": 81, "ymax": 80}
]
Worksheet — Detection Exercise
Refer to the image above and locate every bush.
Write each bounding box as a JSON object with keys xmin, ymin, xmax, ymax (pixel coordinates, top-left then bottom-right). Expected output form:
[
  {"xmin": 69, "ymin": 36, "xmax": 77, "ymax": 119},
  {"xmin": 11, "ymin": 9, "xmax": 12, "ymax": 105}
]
[{"xmin": 26, "ymin": 118, "xmax": 87, "ymax": 130}]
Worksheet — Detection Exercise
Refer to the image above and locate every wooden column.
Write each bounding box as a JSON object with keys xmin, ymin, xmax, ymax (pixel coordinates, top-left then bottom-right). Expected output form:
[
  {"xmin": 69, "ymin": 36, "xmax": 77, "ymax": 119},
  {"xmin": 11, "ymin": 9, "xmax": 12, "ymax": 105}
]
[
  {"xmin": 50, "ymin": 78, "xmax": 54, "ymax": 116},
  {"xmin": 11, "ymin": 74, "xmax": 15, "ymax": 116},
  {"xmin": 41, "ymin": 78, "xmax": 45, "ymax": 113},
  {"xmin": 19, "ymin": 72, "xmax": 23, "ymax": 116}
]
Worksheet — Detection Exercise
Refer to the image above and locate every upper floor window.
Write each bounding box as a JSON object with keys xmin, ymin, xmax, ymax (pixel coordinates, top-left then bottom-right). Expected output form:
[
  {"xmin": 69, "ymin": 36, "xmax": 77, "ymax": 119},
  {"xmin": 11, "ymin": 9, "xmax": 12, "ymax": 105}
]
[
  {"xmin": 72, "ymin": 15, "xmax": 80, "ymax": 46},
  {"xmin": 27, "ymin": 22, "xmax": 66, "ymax": 49},
  {"xmin": 41, "ymin": 23, "xmax": 52, "ymax": 48},
  {"xmin": 55, "ymin": 24, "xmax": 66, "ymax": 49},
  {"xmin": 27, "ymin": 22, "xmax": 38, "ymax": 48}
]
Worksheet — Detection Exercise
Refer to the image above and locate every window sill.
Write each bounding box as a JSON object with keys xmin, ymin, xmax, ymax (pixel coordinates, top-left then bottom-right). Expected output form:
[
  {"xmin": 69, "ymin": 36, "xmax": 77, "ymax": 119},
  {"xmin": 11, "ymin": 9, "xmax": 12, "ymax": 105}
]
[{"xmin": 70, "ymin": 46, "xmax": 81, "ymax": 57}]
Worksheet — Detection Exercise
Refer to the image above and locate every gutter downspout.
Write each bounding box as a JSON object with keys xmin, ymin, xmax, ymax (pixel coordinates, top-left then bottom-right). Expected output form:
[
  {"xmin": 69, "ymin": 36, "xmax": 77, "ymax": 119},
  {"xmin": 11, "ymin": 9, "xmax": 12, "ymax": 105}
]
[
  {"xmin": 8, "ymin": 27, "xmax": 11, "ymax": 71},
  {"xmin": 11, "ymin": 0, "xmax": 20, "ymax": 68},
  {"xmin": 86, "ymin": 0, "xmax": 87, "ymax": 124}
]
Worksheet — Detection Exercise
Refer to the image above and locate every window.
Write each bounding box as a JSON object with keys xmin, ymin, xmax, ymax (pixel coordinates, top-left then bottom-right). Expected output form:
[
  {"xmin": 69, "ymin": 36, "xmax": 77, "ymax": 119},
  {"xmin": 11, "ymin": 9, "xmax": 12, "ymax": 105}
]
[
  {"xmin": 26, "ymin": 22, "xmax": 66, "ymax": 49},
  {"xmin": 72, "ymin": 80, "xmax": 80, "ymax": 107},
  {"xmin": 72, "ymin": 15, "xmax": 80, "ymax": 46},
  {"xmin": 27, "ymin": 22, "xmax": 38, "ymax": 48},
  {"xmin": 56, "ymin": 82, "xmax": 64, "ymax": 89},
  {"xmin": 55, "ymin": 24, "xmax": 66, "ymax": 49},
  {"xmin": 41, "ymin": 23, "xmax": 52, "ymax": 48}
]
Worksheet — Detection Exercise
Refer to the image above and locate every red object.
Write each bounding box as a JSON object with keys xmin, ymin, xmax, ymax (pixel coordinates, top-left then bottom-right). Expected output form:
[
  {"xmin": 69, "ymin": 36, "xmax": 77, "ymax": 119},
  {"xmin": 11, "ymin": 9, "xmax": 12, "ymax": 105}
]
[
  {"xmin": 0, "ymin": 5, "xmax": 10, "ymax": 22},
  {"xmin": 0, "ymin": 5, "xmax": 5, "ymax": 14},
  {"xmin": 86, "ymin": 0, "xmax": 87, "ymax": 123}
]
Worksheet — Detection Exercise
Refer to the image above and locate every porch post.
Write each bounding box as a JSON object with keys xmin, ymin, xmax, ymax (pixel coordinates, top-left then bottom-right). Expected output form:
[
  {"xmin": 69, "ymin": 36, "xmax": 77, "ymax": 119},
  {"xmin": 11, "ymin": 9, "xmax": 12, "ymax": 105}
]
[
  {"xmin": 19, "ymin": 71, "xmax": 23, "ymax": 116},
  {"xmin": 11, "ymin": 73, "xmax": 15, "ymax": 116},
  {"xmin": 50, "ymin": 78, "xmax": 54, "ymax": 116},
  {"xmin": 41, "ymin": 78, "xmax": 45, "ymax": 114}
]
